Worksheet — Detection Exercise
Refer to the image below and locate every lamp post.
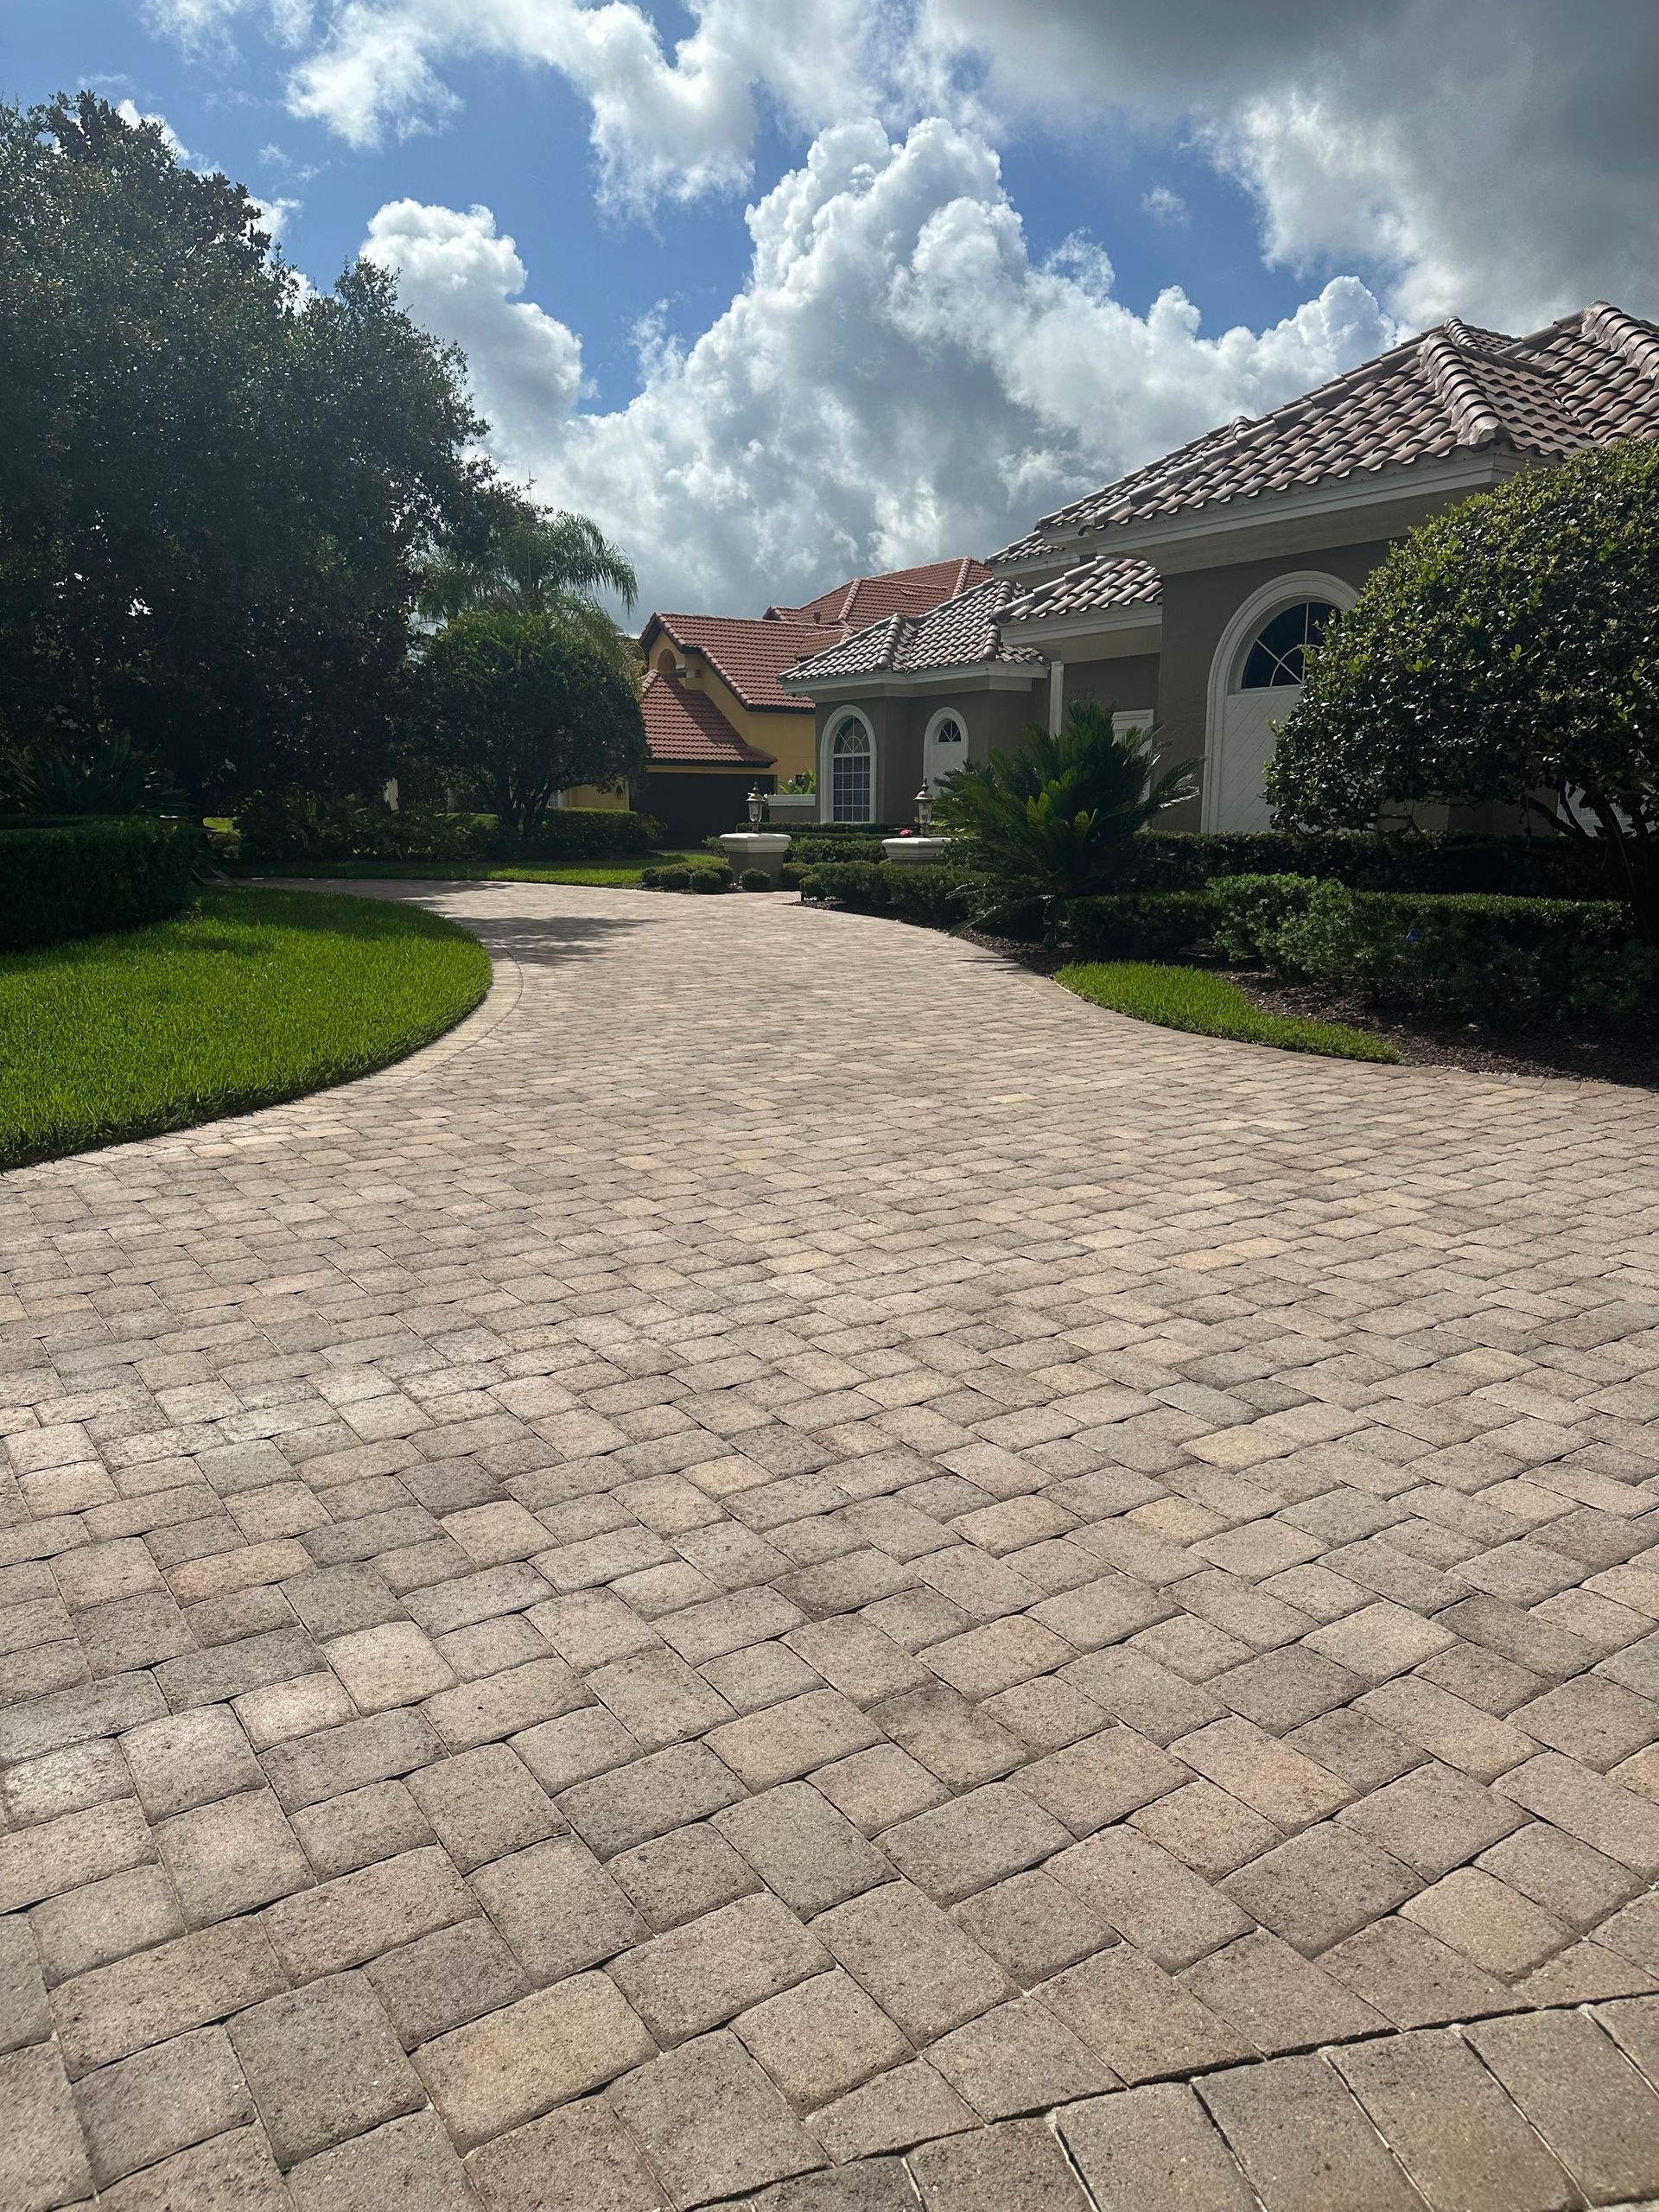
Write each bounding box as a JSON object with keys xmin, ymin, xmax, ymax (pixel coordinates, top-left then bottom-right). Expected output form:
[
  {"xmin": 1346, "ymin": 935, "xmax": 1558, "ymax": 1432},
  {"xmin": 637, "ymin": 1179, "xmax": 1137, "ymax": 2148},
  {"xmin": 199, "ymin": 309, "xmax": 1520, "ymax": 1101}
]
[
  {"xmin": 746, "ymin": 785, "xmax": 763, "ymax": 829},
  {"xmin": 914, "ymin": 779, "xmax": 933, "ymax": 834}
]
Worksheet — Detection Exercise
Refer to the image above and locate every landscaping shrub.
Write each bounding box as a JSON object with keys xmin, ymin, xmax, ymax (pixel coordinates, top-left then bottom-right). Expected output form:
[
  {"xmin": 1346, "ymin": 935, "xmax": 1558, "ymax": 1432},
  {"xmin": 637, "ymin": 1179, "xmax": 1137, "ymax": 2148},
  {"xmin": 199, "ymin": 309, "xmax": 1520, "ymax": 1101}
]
[
  {"xmin": 798, "ymin": 861, "xmax": 986, "ymax": 928},
  {"xmin": 779, "ymin": 862, "xmax": 807, "ymax": 891},
  {"xmin": 1065, "ymin": 891, "xmax": 1217, "ymax": 961},
  {"xmin": 237, "ymin": 790, "xmax": 659, "ymax": 866},
  {"xmin": 1100, "ymin": 830, "xmax": 1603, "ymax": 899},
  {"xmin": 687, "ymin": 864, "xmax": 733, "ymax": 893},
  {"xmin": 935, "ymin": 704, "xmax": 1196, "ymax": 920},
  {"xmin": 1266, "ymin": 442, "xmax": 1659, "ymax": 934},
  {"xmin": 740, "ymin": 869, "xmax": 772, "ymax": 891},
  {"xmin": 790, "ymin": 834, "xmax": 888, "ymax": 864},
  {"xmin": 0, "ymin": 817, "xmax": 202, "ymax": 950},
  {"xmin": 1210, "ymin": 874, "xmax": 1659, "ymax": 1020},
  {"xmin": 657, "ymin": 866, "xmax": 691, "ymax": 889}
]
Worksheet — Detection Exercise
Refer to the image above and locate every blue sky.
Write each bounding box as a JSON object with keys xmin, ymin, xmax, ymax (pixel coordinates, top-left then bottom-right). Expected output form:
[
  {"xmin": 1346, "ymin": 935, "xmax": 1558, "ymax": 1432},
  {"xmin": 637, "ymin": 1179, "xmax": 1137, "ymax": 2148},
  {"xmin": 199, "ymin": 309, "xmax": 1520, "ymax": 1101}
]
[{"xmin": 8, "ymin": 2, "xmax": 1653, "ymax": 612}]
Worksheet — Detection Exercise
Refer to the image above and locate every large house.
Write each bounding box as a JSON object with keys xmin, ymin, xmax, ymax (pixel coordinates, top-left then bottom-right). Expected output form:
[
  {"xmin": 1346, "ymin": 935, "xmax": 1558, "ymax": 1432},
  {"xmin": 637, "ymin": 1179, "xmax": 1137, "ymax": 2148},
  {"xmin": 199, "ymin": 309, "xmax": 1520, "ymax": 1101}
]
[
  {"xmin": 633, "ymin": 559, "xmax": 986, "ymax": 842},
  {"xmin": 782, "ymin": 301, "xmax": 1659, "ymax": 830}
]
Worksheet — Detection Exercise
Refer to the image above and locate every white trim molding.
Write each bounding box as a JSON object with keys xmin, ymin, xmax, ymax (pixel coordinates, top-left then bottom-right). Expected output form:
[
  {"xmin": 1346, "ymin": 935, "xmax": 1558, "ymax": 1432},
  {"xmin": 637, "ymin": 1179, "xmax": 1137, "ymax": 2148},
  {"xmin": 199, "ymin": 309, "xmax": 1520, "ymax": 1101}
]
[
  {"xmin": 1202, "ymin": 569, "xmax": 1361, "ymax": 833},
  {"xmin": 1047, "ymin": 662, "xmax": 1065, "ymax": 735},
  {"xmin": 822, "ymin": 705, "xmax": 877, "ymax": 822}
]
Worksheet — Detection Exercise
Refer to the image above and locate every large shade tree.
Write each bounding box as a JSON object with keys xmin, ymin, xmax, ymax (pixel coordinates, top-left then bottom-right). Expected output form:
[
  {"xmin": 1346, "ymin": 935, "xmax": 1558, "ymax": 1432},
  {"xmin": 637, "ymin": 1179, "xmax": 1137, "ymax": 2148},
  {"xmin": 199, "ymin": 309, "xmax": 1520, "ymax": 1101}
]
[
  {"xmin": 0, "ymin": 92, "xmax": 497, "ymax": 805},
  {"xmin": 421, "ymin": 608, "xmax": 648, "ymax": 841},
  {"xmin": 1267, "ymin": 442, "xmax": 1659, "ymax": 935}
]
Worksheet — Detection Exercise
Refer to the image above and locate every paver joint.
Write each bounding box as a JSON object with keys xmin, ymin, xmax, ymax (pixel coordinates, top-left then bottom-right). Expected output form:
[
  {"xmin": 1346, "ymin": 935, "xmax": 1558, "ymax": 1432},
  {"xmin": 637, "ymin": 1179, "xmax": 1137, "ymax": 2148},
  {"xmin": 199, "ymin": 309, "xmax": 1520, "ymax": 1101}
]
[{"xmin": 4, "ymin": 881, "xmax": 1659, "ymax": 2209}]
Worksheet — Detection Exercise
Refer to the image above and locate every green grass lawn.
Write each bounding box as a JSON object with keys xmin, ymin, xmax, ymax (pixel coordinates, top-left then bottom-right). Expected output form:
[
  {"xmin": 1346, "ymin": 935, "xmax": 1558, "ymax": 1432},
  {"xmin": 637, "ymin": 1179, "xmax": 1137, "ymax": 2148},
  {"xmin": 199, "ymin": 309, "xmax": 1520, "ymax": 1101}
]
[
  {"xmin": 1, "ymin": 887, "xmax": 490, "ymax": 1169},
  {"xmin": 234, "ymin": 854, "xmax": 699, "ymax": 887},
  {"xmin": 1057, "ymin": 960, "xmax": 1399, "ymax": 1063}
]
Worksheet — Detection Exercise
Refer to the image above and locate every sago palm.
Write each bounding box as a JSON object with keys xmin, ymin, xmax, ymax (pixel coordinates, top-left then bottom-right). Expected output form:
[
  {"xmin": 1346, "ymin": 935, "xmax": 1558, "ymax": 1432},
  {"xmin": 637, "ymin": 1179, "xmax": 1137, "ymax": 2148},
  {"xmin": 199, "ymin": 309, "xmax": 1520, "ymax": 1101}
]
[{"xmin": 934, "ymin": 703, "xmax": 1197, "ymax": 923}]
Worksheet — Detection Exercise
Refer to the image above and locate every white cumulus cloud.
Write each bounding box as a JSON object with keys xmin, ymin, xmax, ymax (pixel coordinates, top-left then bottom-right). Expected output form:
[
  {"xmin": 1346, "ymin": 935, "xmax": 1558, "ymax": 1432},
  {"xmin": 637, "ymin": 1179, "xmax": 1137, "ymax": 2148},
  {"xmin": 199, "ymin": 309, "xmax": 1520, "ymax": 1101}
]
[
  {"xmin": 369, "ymin": 118, "xmax": 1395, "ymax": 615},
  {"xmin": 362, "ymin": 200, "xmax": 585, "ymax": 474}
]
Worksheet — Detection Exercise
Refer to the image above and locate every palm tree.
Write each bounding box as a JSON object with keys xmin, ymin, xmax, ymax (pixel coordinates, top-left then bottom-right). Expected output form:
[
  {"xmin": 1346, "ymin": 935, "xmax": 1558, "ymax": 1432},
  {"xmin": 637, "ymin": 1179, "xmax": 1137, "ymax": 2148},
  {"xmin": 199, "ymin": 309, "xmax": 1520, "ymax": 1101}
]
[
  {"xmin": 934, "ymin": 702, "xmax": 1197, "ymax": 931},
  {"xmin": 419, "ymin": 493, "xmax": 638, "ymax": 625}
]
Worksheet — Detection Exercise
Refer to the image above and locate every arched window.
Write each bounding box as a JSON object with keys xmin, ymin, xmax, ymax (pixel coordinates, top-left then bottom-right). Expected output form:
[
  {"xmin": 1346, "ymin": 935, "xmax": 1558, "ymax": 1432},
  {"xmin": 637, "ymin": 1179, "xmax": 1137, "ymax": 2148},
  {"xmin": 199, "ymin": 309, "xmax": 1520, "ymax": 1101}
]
[
  {"xmin": 933, "ymin": 715, "xmax": 964, "ymax": 750},
  {"xmin": 1238, "ymin": 600, "xmax": 1338, "ymax": 690},
  {"xmin": 830, "ymin": 717, "xmax": 873, "ymax": 821}
]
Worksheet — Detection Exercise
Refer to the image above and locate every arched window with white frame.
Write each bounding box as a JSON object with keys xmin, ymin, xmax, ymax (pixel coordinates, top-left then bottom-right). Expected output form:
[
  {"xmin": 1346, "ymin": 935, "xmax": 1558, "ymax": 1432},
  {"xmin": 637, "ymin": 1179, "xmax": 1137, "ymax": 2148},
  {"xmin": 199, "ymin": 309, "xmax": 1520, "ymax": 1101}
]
[
  {"xmin": 829, "ymin": 714, "xmax": 874, "ymax": 821},
  {"xmin": 1204, "ymin": 573, "xmax": 1357, "ymax": 831},
  {"xmin": 924, "ymin": 709, "xmax": 968, "ymax": 796}
]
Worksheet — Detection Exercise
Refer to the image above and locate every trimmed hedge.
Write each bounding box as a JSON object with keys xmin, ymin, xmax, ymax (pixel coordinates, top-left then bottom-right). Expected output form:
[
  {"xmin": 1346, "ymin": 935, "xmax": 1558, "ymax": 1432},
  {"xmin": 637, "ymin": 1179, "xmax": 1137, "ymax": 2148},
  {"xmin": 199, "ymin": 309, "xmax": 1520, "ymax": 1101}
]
[
  {"xmin": 643, "ymin": 861, "xmax": 734, "ymax": 893},
  {"xmin": 798, "ymin": 861, "xmax": 983, "ymax": 928},
  {"xmin": 237, "ymin": 791, "xmax": 661, "ymax": 865},
  {"xmin": 1096, "ymin": 830, "xmax": 1604, "ymax": 899},
  {"xmin": 1210, "ymin": 873, "xmax": 1659, "ymax": 1020},
  {"xmin": 1065, "ymin": 892, "xmax": 1217, "ymax": 961},
  {"xmin": 1, "ymin": 817, "xmax": 202, "ymax": 950},
  {"xmin": 788, "ymin": 834, "xmax": 889, "ymax": 865}
]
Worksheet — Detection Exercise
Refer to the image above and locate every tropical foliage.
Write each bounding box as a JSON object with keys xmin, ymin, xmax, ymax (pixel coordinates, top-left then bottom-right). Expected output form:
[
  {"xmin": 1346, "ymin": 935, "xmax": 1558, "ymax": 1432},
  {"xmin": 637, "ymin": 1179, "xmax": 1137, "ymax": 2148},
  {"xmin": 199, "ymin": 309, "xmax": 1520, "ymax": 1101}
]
[
  {"xmin": 932, "ymin": 703, "xmax": 1197, "ymax": 926},
  {"xmin": 1268, "ymin": 442, "xmax": 1659, "ymax": 936}
]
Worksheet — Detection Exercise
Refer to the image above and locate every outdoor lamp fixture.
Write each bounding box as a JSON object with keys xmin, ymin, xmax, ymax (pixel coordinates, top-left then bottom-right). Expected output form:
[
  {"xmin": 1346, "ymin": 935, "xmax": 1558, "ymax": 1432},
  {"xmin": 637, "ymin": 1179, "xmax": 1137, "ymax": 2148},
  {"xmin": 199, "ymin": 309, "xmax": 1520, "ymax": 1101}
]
[
  {"xmin": 747, "ymin": 785, "xmax": 764, "ymax": 827},
  {"xmin": 915, "ymin": 779, "xmax": 933, "ymax": 833}
]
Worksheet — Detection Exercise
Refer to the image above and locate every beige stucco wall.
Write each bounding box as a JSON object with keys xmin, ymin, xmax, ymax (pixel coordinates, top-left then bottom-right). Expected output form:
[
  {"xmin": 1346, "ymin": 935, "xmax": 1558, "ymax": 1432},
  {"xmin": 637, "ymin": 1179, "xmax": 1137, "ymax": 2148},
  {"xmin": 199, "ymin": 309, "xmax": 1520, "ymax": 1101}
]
[
  {"xmin": 1060, "ymin": 652, "xmax": 1161, "ymax": 726},
  {"xmin": 811, "ymin": 681, "xmax": 1042, "ymax": 820}
]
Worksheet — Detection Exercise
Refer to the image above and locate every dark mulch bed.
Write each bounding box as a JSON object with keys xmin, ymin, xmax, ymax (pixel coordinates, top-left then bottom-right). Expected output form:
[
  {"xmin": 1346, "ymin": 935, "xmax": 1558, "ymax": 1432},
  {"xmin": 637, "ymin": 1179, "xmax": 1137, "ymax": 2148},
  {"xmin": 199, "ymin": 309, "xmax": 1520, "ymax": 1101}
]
[
  {"xmin": 960, "ymin": 927, "xmax": 1659, "ymax": 1088},
  {"xmin": 1230, "ymin": 969, "xmax": 1659, "ymax": 1088}
]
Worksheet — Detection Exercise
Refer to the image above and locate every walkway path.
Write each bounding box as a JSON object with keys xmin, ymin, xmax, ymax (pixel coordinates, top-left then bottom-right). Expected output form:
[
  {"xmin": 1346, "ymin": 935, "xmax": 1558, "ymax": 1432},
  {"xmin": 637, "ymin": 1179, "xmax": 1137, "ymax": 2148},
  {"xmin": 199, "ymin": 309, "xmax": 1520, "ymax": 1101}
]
[{"xmin": 5, "ymin": 883, "xmax": 1659, "ymax": 2212}]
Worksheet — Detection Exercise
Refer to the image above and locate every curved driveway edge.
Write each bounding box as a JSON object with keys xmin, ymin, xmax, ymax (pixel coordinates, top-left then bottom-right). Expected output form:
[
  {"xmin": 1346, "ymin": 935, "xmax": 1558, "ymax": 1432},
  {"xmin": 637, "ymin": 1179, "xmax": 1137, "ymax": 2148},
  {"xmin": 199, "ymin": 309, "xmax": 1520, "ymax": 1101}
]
[{"xmin": 4, "ymin": 882, "xmax": 1659, "ymax": 2211}]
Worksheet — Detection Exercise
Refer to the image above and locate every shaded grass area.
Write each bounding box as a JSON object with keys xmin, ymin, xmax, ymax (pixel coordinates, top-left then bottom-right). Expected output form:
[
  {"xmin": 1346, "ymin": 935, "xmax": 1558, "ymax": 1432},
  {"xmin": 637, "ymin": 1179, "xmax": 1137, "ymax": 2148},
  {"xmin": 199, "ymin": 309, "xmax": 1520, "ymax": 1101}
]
[
  {"xmin": 1, "ymin": 888, "xmax": 491, "ymax": 1169},
  {"xmin": 232, "ymin": 855, "xmax": 699, "ymax": 887},
  {"xmin": 1057, "ymin": 960, "xmax": 1400, "ymax": 1063}
]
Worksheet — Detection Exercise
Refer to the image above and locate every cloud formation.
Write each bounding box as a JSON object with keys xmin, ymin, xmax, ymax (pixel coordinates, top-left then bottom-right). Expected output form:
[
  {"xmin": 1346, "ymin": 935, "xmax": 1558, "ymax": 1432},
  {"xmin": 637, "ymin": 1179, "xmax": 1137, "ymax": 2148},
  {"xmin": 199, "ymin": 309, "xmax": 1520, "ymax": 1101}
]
[
  {"xmin": 151, "ymin": 0, "xmax": 1659, "ymax": 327},
  {"xmin": 367, "ymin": 119, "xmax": 1393, "ymax": 614}
]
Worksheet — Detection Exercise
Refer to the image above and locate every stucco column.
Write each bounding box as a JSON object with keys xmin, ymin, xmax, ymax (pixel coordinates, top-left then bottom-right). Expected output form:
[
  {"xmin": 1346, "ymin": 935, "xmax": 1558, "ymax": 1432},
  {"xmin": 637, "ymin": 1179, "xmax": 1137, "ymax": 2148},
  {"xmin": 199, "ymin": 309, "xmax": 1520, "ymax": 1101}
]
[{"xmin": 1047, "ymin": 660, "xmax": 1065, "ymax": 735}]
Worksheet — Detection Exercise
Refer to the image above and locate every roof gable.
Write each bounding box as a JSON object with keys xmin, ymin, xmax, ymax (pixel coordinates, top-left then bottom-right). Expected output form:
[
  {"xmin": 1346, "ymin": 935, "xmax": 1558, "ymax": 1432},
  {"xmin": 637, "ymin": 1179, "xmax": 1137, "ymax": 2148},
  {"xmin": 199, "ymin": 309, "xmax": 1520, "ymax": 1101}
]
[{"xmin": 783, "ymin": 574, "xmax": 1045, "ymax": 683}]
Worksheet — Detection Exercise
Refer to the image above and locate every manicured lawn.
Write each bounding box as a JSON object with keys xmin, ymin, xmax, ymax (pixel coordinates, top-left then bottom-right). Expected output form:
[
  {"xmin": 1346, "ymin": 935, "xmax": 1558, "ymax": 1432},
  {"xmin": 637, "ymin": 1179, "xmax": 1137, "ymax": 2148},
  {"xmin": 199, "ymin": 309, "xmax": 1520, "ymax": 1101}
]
[
  {"xmin": 1, "ymin": 887, "xmax": 490, "ymax": 1169},
  {"xmin": 1057, "ymin": 960, "xmax": 1400, "ymax": 1063},
  {"xmin": 236, "ymin": 855, "xmax": 699, "ymax": 887}
]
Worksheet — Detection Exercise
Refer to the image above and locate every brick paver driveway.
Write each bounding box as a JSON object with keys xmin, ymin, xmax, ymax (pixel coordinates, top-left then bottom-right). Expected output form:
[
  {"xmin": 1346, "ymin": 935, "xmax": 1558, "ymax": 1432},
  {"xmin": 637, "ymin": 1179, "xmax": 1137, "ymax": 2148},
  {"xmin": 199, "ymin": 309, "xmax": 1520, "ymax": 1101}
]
[{"xmin": 7, "ymin": 882, "xmax": 1659, "ymax": 2211}]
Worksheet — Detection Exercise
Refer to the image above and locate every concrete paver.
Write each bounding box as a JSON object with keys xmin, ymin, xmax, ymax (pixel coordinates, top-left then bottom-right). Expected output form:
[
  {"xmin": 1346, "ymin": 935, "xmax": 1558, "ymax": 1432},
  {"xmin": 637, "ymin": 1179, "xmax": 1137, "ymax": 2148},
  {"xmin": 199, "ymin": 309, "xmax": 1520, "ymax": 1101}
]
[{"xmin": 6, "ymin": 880, "xmax": 1659, "ymax": 2205}]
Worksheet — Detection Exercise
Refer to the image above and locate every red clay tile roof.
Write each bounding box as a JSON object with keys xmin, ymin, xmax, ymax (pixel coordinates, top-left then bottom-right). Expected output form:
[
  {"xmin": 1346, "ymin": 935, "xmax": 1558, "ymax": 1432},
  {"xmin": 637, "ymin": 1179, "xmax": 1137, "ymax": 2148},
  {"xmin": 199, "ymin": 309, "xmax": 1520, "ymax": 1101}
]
[
  {"xmin": 639, "ymin": 669, "xmax": 776, "ymax": 767},
  {"xmin": 783, "ymin": 575, "xmax": 1045, "ymax": 683},
  {"xmin": 991, "ymin": 300, "xmax": 1659, "ymax": 564},
  {"xmin": 767, "ymin": 556, "xmax": 990, "ymax": 626},
  {"xmin": 645, "ymin": 614, "xmax": 821, "ymax": 712},
  {"xmin": 645, "ymin": 558, "xmax": 989, "ymax": 710},
  {"xmin": 1001, "ymin": 554, "xmax": 1163, "ymax": 624}
]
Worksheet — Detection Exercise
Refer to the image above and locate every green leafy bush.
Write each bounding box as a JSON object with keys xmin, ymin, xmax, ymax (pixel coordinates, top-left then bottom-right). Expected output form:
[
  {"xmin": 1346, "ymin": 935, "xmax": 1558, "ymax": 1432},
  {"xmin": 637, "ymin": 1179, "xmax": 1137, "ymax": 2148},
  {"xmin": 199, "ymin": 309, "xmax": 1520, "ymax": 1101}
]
[
  {"xmin": 237, "ymin": 792, "xmax": 658, "ymax": 865},
  {"xmin": 1100, "ymin": 830, "xmax": 1602, "ymax": 899},
  {"xmin": 657, "ymin": 866, "xmax": 691, "ymax": 889},
  {"xmin": 1210, "ymin": 874, "xmax": 1658, "ymax": 1020},
  {"xmin": 1267, "ymin": 442, "xmax": 1659, "ymax": 934},
  {"xmin": 688, "ymin": 865, "xmax": 731, "ymax": 893},
  {"xmin": 740, "ymin": 869, "xmax": 772, "ymax": 891},
  {"xmin": 779, "ymin": 862, "xmax": 807, "ymax": 891},
  {"xmin": 1207, "ymin": 874, "xmax": 1320, "ymax": 963},
  {"xmin": 798, "ymin": 861, "xmax": 986, "ymax": 928},
  {"xmin": 1065, "ymin": 892, "xmax": 1217, "ymax": 961},
  {"xmin": 0, "ymin": 817, "xmax": 203, "ymax": 950},
  {"xmin": 790, "ymin": 834, "xmax": 887, "ymax": 864}
]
